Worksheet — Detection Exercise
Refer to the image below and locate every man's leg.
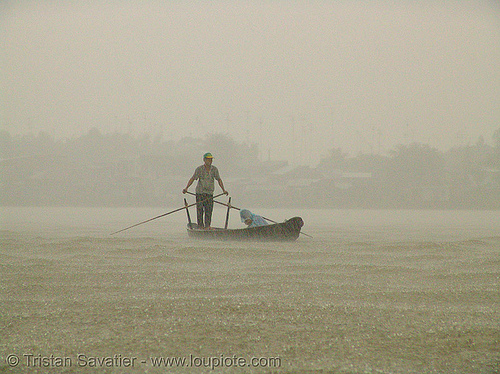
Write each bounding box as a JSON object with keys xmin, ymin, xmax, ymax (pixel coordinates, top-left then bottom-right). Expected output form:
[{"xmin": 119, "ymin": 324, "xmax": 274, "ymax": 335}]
[
  {"xmin": 204, "ymin": 194, "xmax": 214, "ymax": 228},
  {"xmin": 196, "ymin": 194, "xmax": 204, "ymax": 228}
]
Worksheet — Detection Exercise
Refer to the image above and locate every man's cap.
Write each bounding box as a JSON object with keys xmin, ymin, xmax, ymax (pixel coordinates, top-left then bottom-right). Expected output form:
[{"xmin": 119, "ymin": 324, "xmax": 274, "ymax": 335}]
[{"xmin": 203, "ymin": 152, "xmax": 214, "ymax": 159}]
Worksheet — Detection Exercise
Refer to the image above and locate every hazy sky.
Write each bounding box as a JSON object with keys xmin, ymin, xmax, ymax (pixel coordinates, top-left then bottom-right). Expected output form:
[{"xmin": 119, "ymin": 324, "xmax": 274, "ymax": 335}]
[{"xmin": 1, "ymin": 0, "xmax": 499, "ymax": 165}]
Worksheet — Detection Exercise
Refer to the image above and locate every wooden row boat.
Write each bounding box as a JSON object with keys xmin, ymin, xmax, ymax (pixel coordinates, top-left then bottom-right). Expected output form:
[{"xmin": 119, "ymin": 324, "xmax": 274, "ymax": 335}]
[
  {"xmin": 110, "ymin": 194, "xmax": 307, "ymax": 240},
  {"xmin": 186, "ymin": 217, "xmax": 304, "ymax": 241}
]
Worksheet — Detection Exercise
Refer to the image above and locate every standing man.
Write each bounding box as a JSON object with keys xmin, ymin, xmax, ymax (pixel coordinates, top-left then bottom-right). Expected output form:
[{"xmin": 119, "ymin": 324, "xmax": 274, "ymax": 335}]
[{"xmin": 183, "ymin": 153, "xmax": 228, "ymax": 229}]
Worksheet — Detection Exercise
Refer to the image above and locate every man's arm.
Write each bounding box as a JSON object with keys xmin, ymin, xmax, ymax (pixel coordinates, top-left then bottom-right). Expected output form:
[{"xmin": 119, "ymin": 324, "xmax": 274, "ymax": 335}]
[
  {"xmin": 218, "ymin": 179, "xmax": 228, "ymax": 195},
  {"xmin": 213, "ymin": 167, "xmax": 228, "ymax": 195},
  {"xmin": 183, "ymin": 176, "xmax": 196, "ymax": 194}
]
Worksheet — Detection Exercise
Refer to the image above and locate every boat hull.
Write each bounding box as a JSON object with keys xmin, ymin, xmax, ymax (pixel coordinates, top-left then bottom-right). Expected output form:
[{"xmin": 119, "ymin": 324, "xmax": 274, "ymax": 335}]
[{"xmin": 187, "ymin": 217, "xmax": 304, "ymax": 241}]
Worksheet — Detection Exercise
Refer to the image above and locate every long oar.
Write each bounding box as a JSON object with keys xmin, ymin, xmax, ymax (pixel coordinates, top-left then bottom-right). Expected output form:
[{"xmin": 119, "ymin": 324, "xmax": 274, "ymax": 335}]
[
  {"xmin": 110, "ymin": 193, "xmax": 225, "ymax": 235},
  {"xmin": 185, "ymin": 192, "xmax": 313, "ymax": 238}
]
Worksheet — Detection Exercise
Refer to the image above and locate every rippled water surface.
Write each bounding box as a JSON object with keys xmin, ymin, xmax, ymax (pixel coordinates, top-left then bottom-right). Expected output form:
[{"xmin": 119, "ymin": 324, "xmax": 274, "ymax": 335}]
[{"xmin": 1, "ymin": 207, "xmax": 499, "ymax": 373}]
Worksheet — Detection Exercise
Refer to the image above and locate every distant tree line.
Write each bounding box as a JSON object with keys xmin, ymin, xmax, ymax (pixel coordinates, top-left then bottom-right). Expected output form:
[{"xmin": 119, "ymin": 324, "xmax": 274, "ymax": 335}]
[
  {"xmin": 0, "ymin": 129, "xmax": 262, "ymax": 206},
  {"xmin": 313, "ymin": 133, "xmax": 500, "ymax": 209},
  {"xmin": 0, "ymin": 128, "xmax": 260, "ymax": 177},
  {"xmin": 1, "ymin": 127, "xmax": 499, "ymax": 208}
]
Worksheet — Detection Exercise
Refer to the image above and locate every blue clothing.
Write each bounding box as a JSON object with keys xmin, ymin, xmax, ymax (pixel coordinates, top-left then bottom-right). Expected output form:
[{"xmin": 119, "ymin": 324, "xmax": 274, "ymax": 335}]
[{"xmin": 240, "ymin": 209, "xmax": 268, "ymax": 227}]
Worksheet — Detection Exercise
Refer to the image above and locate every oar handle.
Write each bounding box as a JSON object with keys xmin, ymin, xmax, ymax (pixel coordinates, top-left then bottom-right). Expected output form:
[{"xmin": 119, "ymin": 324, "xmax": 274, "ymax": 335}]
[
  {"xmin": 186, "ymin": 191, "xmax": 279, "ymax": 222},
  {"xmin": 186, "ymin": 191, "xmax": 278, "ymax": 222}
]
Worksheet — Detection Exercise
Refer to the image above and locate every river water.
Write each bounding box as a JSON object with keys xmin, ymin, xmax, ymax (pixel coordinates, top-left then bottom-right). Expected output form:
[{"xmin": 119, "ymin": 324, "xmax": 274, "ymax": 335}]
[{"xmin": 1, "ymin": 207, "xmax": 499, "ymax": 373}]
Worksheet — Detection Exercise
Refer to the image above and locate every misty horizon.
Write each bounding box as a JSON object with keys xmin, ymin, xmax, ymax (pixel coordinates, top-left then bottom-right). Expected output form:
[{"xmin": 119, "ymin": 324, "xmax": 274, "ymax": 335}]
[
  {"xmin": 1, "ymin": 127, "xmax": 499, "ymax": 209},
  {"xmin": 1, "ymin": 125, "xmax": 499, "ymax": 165}
]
